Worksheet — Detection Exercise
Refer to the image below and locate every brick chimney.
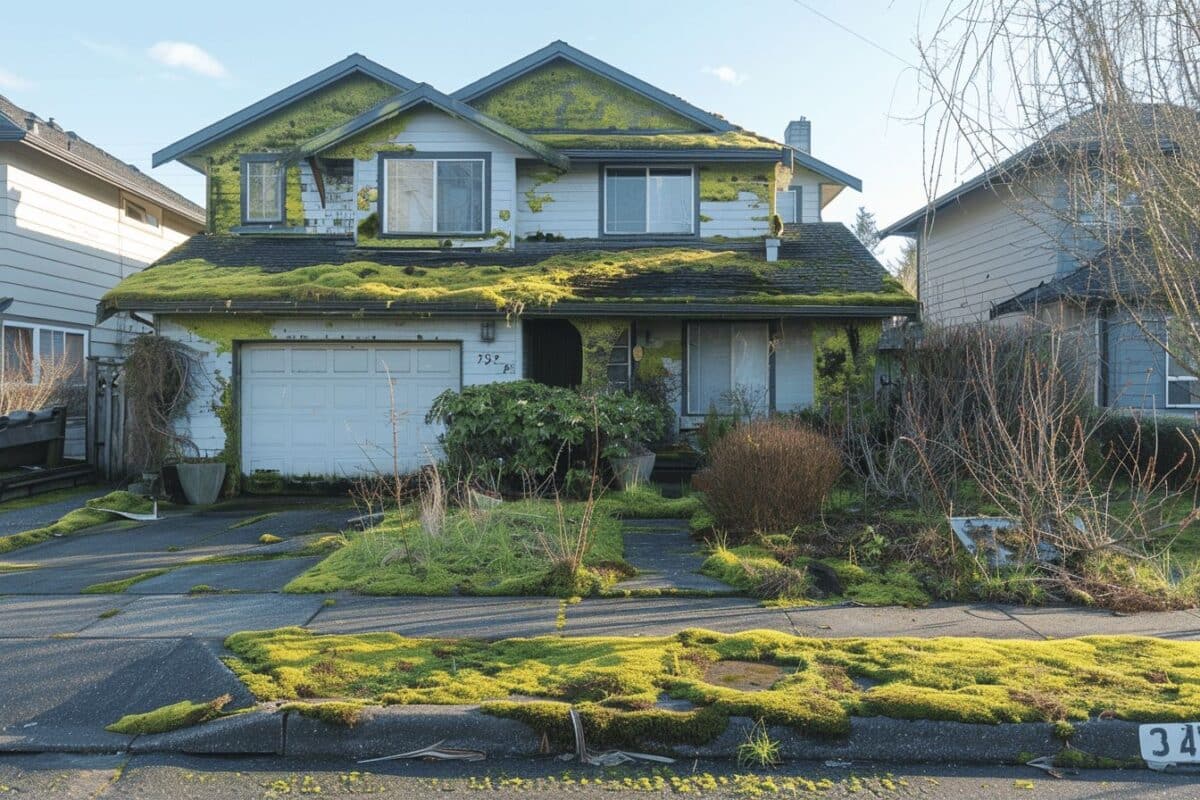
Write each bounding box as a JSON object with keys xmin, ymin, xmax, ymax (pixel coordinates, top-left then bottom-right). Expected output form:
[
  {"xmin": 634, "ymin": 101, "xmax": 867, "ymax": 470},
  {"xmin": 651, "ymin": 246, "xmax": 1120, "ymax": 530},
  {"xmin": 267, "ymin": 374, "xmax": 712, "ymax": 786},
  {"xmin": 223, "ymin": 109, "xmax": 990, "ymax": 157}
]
[{"xmin": 785, "ymin": 118, "xmax": 811, "ymax": 154}]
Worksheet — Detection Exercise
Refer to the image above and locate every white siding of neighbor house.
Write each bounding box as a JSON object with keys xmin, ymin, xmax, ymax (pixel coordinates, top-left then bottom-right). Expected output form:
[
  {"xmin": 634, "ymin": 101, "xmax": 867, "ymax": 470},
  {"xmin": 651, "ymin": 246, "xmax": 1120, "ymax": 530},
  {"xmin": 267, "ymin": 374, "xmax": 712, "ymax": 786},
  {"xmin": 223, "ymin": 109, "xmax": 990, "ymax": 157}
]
[
  {"xmin": 343, "ymin": 108, "xmax": 523, "ymax": 246},
  {"xmin": 917, "ymin": 182, "xmax": 1063, "ymax": 326},
  {"xmin": 157, "ymin": 315, "xmax": 523, "ymax": 460},
  {"xmin": 0, "ymin": 144, "xmax": 198, "ymax": 359}
]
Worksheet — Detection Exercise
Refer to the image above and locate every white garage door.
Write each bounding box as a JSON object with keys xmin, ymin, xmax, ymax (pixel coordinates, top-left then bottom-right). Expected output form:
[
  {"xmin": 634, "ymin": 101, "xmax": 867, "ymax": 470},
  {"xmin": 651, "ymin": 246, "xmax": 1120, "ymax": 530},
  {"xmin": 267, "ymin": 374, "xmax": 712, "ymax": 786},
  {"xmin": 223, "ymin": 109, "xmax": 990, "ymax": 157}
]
[{"xmin": 241, "ymin": 342, "xmax": 461, "ymax": 477}]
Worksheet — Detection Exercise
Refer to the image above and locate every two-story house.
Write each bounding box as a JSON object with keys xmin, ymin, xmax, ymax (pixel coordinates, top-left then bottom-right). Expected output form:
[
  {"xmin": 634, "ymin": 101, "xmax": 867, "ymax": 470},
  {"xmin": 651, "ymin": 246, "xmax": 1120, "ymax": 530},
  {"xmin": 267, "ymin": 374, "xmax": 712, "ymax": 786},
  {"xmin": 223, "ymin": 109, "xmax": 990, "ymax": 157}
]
[
  {"xmin": 101, "ymin": 42, "xmax": 913, "ymax": 479},
  {"xmin": 1, "ymin": 94, "xmax": 205, "ymax": 458},
  {"xmin": 881, "ymin": 104, "xmax": 1197, "ymax": 413}
]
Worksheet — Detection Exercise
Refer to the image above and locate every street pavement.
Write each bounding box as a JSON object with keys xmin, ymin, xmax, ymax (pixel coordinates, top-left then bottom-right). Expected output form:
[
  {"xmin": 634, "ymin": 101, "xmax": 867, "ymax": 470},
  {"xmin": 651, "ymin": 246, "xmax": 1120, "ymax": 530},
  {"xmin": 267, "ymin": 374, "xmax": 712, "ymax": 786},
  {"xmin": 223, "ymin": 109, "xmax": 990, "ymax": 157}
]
[{"xmin": 1, "ymin": 752, "xmax": 1198, "ymax": 799}]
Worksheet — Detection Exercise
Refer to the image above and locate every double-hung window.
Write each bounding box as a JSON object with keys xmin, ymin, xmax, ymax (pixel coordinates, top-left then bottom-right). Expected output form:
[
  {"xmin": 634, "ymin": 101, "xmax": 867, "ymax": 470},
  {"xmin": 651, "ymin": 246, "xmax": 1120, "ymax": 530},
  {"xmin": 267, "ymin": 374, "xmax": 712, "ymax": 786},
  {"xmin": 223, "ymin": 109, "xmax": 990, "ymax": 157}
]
[
  {"xmin": 2, "ymin": 323, "xmax": 86, "ymax": 384},
  {"xmin": 381, "ymin": 154, "xmax": 487, "ymax": 235},
  {"xmin": 242, "ymin": 155, "xmax": 285, "ymax": 225},
  {"xmin": 604, "ymin": 166, "xmax": 695, "ymax": 235}
]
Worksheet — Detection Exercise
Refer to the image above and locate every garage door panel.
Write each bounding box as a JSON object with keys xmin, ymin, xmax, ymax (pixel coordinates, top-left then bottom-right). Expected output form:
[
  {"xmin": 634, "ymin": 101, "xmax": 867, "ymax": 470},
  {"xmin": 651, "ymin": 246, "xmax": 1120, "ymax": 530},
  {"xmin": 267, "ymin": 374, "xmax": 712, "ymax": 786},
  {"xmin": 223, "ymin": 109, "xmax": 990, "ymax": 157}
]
[{"xmin": 241, "ymin": 342, "xmax": 460, "ymax": 477}]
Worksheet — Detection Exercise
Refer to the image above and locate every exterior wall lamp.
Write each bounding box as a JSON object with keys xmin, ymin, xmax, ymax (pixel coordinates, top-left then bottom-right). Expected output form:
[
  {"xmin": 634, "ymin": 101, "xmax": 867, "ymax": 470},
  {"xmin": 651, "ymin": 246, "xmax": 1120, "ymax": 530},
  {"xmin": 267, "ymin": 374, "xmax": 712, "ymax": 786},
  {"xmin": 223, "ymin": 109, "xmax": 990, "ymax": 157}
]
[{"xmin": 480, "ymin": 321, "xmax": 496, "ymax": 343}]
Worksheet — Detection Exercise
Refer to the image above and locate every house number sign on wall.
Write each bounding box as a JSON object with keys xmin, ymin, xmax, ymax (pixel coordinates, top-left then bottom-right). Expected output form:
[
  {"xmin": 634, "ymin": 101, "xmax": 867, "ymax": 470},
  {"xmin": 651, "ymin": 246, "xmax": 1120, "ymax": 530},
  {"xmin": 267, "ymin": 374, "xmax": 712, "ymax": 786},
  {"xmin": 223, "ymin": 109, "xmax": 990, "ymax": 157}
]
[{"xmin": 477, "ymin": 353, "xmax": 514, "ymax": 373}]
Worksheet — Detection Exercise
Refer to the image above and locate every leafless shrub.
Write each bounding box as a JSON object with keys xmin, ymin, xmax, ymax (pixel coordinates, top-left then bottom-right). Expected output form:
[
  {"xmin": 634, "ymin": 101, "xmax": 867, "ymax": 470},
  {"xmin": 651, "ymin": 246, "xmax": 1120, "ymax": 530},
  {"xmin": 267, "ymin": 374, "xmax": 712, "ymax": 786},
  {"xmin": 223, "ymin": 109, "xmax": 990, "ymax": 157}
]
[
  {"xmin": 122, "ymin": 334, "xmax": 199, "ymax": 469},
  {"xmin": 0, "ymin": 351, "xmax": 81, "ymax": 416},
  {"xmin": 695, "ymin": 419, "xmax": 841, "ymax": 535}
]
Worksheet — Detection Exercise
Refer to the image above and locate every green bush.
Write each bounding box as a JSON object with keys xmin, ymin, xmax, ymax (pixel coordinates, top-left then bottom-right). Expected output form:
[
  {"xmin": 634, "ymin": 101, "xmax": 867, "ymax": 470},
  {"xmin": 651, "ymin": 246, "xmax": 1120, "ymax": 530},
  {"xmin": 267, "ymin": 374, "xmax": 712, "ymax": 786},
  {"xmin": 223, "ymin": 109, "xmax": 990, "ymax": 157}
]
[{"xmin": 427, "ymin": 381, "xmax": 664, "ymax": 494}]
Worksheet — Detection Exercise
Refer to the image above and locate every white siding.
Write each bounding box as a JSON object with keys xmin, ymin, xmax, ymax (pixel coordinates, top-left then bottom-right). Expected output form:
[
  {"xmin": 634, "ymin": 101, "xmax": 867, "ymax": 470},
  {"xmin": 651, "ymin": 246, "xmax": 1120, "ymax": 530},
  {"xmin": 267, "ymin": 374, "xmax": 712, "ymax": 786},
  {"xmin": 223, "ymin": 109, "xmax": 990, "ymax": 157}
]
[
  {"xmin": 787, "ymin": 166, "xmax": 825, "ymax": 223},
  {"xmin": 918, "ymin": 183, "xmax": 1062, "ymax": 326},
  {"xmin": 158, "ymin": 315, "xmax": 523, "ymax": 460},
  {"xmin": 700, "ymin": 192, "xmax": 766, "ymax": 238},
  {"xmin": 774, "ymin": 321, "xmax": 815, "ymax": 411},
  {"xmin": 515, "ymin": 162, "xmax": 599, "ymax": 239},
  {"xmin": 0, "ymin": 144, "xmax": 198, "ymax": 359},
  {"xmin": 347, "ymin": 108, "xmax": 523, "ymax": 246}
]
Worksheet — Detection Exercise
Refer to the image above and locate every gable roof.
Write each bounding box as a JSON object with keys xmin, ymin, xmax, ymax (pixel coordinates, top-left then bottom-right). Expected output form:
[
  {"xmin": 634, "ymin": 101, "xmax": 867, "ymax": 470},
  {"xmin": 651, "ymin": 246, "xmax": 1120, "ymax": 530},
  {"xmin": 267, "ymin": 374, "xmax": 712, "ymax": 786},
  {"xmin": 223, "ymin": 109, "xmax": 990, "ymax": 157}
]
[
  {"xmin": 152, "ymin": 54, "xmax": 416, "ymax": 168},
  {"xmin": 882, "ymin": 103, "xmax": 1193, "ymax": 238},
  {"xmin": 788, "ymin": 147, "xmax": 862, "ymax": 191},
  {"xmin": 0, "ymin": 93, "xmax": 204, "ymax": 224},
  {"xmin": 451, "ymin": 40, "xmax": 735, "ymax": 134},
  {"xmin": 291, "ymin": 84, "xmax": 569, "ymax": 169}
]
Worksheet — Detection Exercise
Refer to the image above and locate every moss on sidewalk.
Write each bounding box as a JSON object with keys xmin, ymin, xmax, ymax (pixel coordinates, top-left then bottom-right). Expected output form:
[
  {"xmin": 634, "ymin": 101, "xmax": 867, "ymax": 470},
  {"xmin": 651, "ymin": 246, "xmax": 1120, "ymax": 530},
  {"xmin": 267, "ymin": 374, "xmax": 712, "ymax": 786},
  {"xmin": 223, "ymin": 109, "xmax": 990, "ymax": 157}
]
[
  {"xmin": 0, "ymin": 491, "xmax": 155, "ymax": 555},
  {"xmin": 105, "ymin": 694, "xmax": 232, "ymax": 735},
  {"xmin": 223, "ymin": 627, "xmax": 1200, "ymax": 748}
]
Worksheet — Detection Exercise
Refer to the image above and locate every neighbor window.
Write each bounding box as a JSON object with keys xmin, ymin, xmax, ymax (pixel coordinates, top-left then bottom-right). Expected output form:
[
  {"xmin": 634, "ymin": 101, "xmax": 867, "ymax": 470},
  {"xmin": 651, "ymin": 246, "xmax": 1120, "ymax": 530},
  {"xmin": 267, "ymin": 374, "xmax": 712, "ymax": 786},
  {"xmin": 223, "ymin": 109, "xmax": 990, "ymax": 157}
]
[
  {"xmin": 685, "ymin": 321, "xmax": 769, "ymax": 415},
  {"xmin": 1166, "ymin": 348, "xmax": 1200, "ymax": 408},
  {"xmin": 242, "ymin": 156, "xmax": 284, "ymax": 224},
  {"xmin": 381, "ymin": 155, "xmax": 486, "ymax": 235},
  {"xmin": 123, "ymin": 197, "xmax": 160, "ymax": 228},
  {"xmin": 604, "ymin": 167, "xmax": 694, "ymax": 235},
  {"xmin": 2, "ymin": 324, "xmax": 85, "ymax": 384}
]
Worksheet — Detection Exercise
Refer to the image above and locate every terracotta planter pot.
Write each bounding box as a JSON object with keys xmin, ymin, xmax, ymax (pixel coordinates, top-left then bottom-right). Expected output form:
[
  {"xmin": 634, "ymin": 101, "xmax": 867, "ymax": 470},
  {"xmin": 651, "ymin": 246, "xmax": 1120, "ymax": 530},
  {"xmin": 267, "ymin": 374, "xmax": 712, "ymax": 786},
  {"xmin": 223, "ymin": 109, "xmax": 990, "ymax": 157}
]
[
  {"xmin": 610, "ymin": 452, "xmax": 656, "ymax": 489},
  {"xmin": 176, "ymin": 462, "xmax": 227, "ymax": 505}
]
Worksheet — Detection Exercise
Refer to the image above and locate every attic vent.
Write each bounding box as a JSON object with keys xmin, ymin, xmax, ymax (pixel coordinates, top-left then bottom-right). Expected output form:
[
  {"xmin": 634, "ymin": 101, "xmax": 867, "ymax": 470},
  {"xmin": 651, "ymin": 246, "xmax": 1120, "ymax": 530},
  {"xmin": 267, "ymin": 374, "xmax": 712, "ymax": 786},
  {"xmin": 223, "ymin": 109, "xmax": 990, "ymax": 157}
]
[{"xmin": 24, "ymin": 114, "xmax": 38, "ymax": 133}]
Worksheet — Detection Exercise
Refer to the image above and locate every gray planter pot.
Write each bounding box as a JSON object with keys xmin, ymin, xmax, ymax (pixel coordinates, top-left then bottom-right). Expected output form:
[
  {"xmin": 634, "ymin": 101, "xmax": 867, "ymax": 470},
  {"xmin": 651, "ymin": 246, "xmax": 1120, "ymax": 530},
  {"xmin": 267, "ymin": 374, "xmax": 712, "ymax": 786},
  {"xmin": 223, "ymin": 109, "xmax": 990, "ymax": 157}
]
[
  {"xmin": 610, "ymin": 452, "xmax": 656, "ymax": 489},
  {"xmin": 176, "ymin": 462, "xmax": 227, "ymax": 505}
]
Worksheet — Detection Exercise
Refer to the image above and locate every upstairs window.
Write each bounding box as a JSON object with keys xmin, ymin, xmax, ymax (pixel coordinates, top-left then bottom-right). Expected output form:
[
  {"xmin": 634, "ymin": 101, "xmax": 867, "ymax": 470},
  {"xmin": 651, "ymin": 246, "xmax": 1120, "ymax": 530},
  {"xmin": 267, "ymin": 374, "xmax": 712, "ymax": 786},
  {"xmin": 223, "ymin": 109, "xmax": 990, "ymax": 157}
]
[
  {"xmin": 242, "ymin": 155, "xmax": 284, "ymax": 224},
  {"xmin": 604, "ymin": 166, "xmax": 694, "ymax": 235},
  {"xmin": 381, "ymin": 154, "xmax": 487, "ymax": 235},
  {"xmin": 123, "ymin": 196, "xmax": 160, "ymax": 229}
]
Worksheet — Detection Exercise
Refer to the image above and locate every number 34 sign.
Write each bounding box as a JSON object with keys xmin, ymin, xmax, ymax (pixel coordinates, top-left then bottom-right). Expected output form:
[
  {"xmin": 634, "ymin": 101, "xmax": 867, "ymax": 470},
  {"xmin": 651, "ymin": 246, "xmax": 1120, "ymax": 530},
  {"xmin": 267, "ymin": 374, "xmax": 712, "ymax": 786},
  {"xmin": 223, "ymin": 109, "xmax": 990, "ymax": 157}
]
[{"xmin": 1140, "ymin": 723, "xmax": 1200, "ymax": 769}]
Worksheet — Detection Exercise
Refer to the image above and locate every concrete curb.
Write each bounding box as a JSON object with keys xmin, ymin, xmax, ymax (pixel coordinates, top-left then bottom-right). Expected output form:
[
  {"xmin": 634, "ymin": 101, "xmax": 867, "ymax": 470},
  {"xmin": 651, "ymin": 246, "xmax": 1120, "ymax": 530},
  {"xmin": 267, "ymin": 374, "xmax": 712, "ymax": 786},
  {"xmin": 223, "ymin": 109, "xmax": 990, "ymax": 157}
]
[{"xmin": 5, "ymin": 707, "xmax": 1151, "ymax": 768}]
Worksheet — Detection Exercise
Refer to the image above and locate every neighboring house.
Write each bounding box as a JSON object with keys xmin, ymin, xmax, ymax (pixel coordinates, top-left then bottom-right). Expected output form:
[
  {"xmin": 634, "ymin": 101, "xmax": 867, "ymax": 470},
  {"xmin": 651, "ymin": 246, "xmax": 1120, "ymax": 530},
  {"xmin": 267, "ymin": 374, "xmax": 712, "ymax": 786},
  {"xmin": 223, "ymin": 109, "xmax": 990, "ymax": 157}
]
[
  {"xmin": 881, "ymin": 105, "xmax": 1198, "ymax": 413},
  {"xmin": 0, "ymin": 94, "xmax": 205, "ymax": 455},
  {"xmin": 101, "ymin": 42, "xmax": 913, "ymax": 479}
]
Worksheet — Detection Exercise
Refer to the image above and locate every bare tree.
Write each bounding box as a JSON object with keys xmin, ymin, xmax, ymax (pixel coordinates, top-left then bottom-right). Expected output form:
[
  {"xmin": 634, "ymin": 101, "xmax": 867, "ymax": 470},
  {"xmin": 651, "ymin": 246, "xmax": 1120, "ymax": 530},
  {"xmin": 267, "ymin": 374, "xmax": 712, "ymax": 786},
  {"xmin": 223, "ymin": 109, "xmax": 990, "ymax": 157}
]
[{"xmin": 917, "ymin": 0, "xmax": 1200, "ymax": 373}]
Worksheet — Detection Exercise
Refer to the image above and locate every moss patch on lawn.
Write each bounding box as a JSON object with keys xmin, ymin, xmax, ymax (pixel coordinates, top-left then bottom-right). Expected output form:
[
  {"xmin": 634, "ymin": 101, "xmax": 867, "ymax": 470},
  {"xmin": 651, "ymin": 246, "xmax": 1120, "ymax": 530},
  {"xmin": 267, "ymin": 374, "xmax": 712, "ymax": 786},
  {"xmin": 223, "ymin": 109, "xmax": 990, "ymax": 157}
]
[
  {"xmin": 284, "ymin": 500, "xmax": 626, "ymax": 597},
  {"xmin": 105, "ymin": 694, "xmax": 232, "ymax": 735},
  {"xmin": 103, "ymin": 248, "xmax": 915, "ymax": 314},
  {"xmin": 700, "ymin": 543, "xmax": 932, "ymax": 607},
  {"xmin": 0, "ymin": 492, "xmax": 155, "ymax": 555},
  {"xmin": 598, "ymin": 486, "xmax": 703, "ymax": 520},
  {"xmin": 223, "ymin": 627, "xmax": 1200, "ymax": 748}
]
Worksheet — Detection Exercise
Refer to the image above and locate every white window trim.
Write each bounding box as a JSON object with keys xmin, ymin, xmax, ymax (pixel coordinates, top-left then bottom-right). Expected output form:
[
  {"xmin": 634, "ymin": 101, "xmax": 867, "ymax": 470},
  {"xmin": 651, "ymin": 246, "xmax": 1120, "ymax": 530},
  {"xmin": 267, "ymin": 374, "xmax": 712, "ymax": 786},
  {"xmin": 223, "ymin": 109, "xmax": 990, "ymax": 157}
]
[
  {"xmin": 242, "ymin": 156, "xmax": 286, "ymax": 225},
  {"xmin": 381, "ymin": 157, "xmax": 487, "ymax": 236},
  {"xmin": 120, "ymin": 192, "xmax": 163, "ymax": 233},
  {"xmin": 603, "ymin": 165, "xmax": 696, "ymax": 236},
  {"xmin": 1, "ymin": 322, "xmax": 89, "ymax": 385},
  {"xmin": 1165, "ymin": 329, "xmax": 1200, "ymax": 409}
]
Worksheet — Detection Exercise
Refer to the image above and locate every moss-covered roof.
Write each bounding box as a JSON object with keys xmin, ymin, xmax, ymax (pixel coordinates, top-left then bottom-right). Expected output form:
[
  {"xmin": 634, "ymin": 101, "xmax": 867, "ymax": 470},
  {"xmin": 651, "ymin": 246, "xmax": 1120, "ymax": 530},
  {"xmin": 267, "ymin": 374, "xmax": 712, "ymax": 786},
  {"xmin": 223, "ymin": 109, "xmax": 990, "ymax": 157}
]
[
  {"xmin": 101, "ymin": 226, "xmax": 914, "ymax": 317},
  {"xmin": 532, "ymin": 130, "xmax": 782, "ymax": 153}
]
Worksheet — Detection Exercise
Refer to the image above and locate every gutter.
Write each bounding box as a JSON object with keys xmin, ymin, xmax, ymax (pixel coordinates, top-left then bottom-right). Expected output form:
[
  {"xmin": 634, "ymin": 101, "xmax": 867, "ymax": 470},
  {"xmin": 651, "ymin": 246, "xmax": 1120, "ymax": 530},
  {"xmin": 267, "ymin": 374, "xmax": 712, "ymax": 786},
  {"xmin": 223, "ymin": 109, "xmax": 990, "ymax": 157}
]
[{"xmin": 99, "ymin": 299, "xmax": 916, "ymax": 323}]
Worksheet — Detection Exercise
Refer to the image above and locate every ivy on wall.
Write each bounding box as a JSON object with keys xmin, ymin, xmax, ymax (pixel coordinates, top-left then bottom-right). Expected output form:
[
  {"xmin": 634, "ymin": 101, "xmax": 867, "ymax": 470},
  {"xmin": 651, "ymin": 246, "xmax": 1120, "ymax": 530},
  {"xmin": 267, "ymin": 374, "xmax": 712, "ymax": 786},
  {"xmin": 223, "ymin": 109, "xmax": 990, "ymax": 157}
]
[
  {"xmin": 569, "ymin": 319, "xmax": 630, "ymax": 392},
  {"xmin": 813, "ymin": 322, "xmax": 882, "ymax": 408}
]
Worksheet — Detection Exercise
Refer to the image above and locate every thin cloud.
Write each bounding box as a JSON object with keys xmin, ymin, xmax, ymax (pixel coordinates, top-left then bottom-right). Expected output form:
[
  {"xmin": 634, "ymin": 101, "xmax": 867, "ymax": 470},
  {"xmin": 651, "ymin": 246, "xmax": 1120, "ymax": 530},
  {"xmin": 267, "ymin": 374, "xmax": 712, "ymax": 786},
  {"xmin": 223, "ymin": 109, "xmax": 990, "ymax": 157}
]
[
  {"xmin": 147, "ymin": 41, "xmax": 228, "ymax": 78},
  {"xmin": 702, "ymin": 65, "xmax": 747, "ymax": 86},
  {"xmin": 0, "ymin": 68, "xmax": 32, "ymax": 91},
  {"xmin": 76, "ymin": 36, "xmax": 132, "ymax": 62}
]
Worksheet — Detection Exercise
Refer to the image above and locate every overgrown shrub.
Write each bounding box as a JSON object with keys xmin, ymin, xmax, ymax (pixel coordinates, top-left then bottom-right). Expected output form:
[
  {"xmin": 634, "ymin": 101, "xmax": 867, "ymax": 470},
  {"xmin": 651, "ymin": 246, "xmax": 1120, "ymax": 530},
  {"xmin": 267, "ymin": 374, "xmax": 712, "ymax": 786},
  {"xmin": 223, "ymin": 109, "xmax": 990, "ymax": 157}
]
[
  {"xmin": 694, "ymin": 419, "xmax": 841, "ymax": 534},
  {"xmin": 427, "ymin": 380, "xmax": 664, "ymax": 495},
  {"xmin": 123, "ymin": 335, "xmax": 201, "ymax": 470},
  {"xmin": 1094, "ymin": 415, "xmax": 1199, "ymax": 489}
]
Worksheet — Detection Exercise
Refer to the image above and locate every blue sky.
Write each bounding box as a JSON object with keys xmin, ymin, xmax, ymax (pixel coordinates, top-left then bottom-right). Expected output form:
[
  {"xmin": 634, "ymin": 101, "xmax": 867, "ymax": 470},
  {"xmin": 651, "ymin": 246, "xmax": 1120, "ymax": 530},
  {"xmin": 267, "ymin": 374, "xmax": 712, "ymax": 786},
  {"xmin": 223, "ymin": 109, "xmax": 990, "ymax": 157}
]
[{"xmin": 0, "ymin": 0, "xmax": 941, "ymax": 262}]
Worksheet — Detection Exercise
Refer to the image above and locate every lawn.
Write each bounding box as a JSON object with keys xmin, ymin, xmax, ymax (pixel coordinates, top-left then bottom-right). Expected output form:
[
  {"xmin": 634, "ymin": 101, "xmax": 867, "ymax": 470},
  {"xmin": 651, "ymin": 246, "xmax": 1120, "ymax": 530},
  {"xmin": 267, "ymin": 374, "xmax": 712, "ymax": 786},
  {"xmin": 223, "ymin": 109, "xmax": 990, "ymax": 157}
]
[
  {"xmin": 224, "ymin": 626, "xmax": 1200, "ymax": 747},
  {"xmin": 285, "ymin": 498, "xmax": 628, "ymax": 597}
]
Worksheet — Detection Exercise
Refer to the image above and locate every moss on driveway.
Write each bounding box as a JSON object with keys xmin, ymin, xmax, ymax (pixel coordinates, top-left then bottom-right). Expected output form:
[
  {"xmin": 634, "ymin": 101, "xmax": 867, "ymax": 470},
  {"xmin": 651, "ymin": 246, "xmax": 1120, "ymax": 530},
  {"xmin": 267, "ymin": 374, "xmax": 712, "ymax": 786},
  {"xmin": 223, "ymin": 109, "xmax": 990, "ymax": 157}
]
[
  {"xmin": 224, "ymin": 627, "xmax": 1200, "ymax": 747},
  {"xmin": 0, "ymin": 492, "xmax": 155, "ymax": 555}
]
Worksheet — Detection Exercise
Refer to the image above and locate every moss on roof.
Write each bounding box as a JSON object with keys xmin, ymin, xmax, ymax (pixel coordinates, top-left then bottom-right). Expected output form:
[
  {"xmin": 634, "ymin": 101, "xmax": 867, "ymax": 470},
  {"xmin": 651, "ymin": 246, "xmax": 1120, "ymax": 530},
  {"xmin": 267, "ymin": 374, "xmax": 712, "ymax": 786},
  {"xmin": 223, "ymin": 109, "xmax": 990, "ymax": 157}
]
[
  {"xmin": 470, "ymin": 61, "xmax": 704, "ymax": 132},
  {"xmin": 103, "ymin": 247, "xmax": 914, "ymax": 313},
  {"xmin": 533, "ymin": 130, "xmax": 782, "ymax": 152}
]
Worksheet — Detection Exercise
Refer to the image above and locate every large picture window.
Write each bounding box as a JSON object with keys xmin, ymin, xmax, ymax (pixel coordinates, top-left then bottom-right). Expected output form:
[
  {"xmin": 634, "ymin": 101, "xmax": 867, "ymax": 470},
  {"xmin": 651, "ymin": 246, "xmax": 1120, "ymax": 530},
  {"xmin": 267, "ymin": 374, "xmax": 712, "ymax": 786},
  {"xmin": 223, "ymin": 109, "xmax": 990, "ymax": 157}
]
[
  {"xmin": 604, "ymin": 166, "xmax": 694, "ymax": 235},
  {"xmin": 381, "ymin": 155, "xmax": 487, "ymax": 235},
  {"xmin": 685, "ymin": 321, "xmax": 769, "ymax": 415},
  {"xmin": 242, "ymin": 156, "xmax": 285, "ymax": 224}
]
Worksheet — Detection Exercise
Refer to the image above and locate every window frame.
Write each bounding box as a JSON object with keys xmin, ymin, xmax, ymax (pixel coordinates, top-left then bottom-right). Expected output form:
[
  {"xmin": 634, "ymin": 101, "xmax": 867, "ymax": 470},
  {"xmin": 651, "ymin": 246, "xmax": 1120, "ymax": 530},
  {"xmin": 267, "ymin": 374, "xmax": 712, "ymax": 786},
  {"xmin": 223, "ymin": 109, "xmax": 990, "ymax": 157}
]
[
  {"xmin": 121, "ymin": 193, "xmax": 162, "ymax": 231},
  {"xmin": 1164, "ymin": 329, "xmax": 1200, "ymax": 409},
  {"xmin": 1, "ymin": 322, "xmax": 88, "ymax": 385},
  {"xmin": 240, "ymin": 154, "xmax": 286, "ymax": 226},
  {"xmin": 600, "ymin": 164, "xmax": 698, "ymax": 238},
  {"xmin": 377, "ymin": 151, "xmax": 491, "ymax": 238}
]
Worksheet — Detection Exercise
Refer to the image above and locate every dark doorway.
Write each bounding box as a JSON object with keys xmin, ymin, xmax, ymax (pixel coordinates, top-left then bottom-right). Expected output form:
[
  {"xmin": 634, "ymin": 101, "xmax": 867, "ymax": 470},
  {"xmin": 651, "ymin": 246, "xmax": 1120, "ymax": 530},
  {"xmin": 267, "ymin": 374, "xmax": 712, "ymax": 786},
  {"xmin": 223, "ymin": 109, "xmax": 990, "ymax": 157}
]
[{"xmin": 524, "ymin": 319, "xmax": 582, "ymax": 388}]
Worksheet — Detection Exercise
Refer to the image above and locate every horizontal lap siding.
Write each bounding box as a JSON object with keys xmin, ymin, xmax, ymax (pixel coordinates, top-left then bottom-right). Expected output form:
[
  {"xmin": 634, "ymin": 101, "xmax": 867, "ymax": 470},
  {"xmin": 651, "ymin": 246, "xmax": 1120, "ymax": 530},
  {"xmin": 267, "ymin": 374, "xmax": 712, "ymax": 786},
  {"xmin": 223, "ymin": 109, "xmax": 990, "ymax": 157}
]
[
  {"xmin": 515, "ymin": 163, "xmax": 598, "ymax": 239},
  {"xmin": 158, "ymin": 315, "xmax": 524, "ymax": 459},
  {"xmin": 1, "ymin": 147, "xmax": 195, "ymax": 358},
  {"xmin": 700, "ymin": 193, "xmax": 766, "ymax": 238},
  {"xmin": 349, "ymin": 109, "xmax": 522, "ymax": 246},
  {"xmin": 789, "ymin": 167, "xmax": 824, "ymax": 223},
  {"xmin": 919, "ymin": 186, "xmax": 1061, "ymax": 327}
]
